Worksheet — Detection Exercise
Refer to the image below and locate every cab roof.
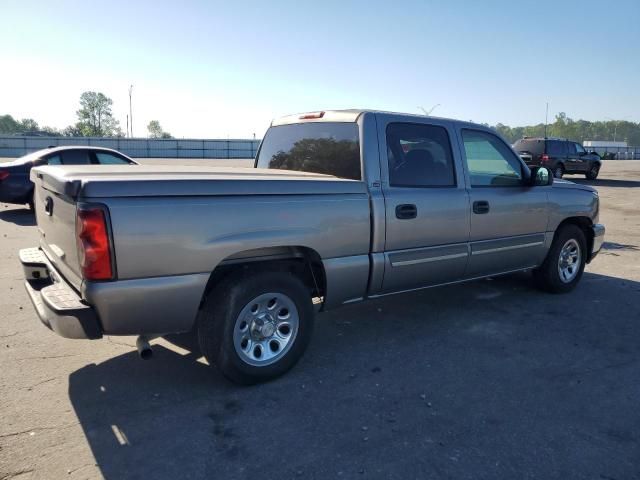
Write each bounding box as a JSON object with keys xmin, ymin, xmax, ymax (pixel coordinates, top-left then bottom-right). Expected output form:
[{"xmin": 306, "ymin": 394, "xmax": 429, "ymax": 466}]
[{"xmin": 271, "ymin": 109, "xmax": 479, "ymax": 128}]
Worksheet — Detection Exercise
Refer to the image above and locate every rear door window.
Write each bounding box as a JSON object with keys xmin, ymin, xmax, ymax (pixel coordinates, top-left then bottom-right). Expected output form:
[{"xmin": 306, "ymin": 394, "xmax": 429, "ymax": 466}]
[
  {"xmin": 46, "ymin": 155, "xmax": 62, "ymax": 165},
  {"xmin": 93, "ymin": 152, "xmax": 132, "ymax": 164},
  {"xmin": 256, "ymin": 122, "xmax": 361, "ymax": 180},
  {"xmin": 60, "ymin": 150, "xmax": 91, "ymax": 165},
  {"xmin": 547, "ymin": 141, "xmax": 569, "ymax": 156},
  {"xmin": 386, "ymin": 123, "xmax": 456, "ymax": 187}
]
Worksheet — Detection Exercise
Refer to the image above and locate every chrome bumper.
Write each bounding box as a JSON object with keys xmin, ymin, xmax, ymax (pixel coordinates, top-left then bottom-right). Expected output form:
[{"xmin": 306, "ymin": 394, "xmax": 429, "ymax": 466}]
[
  {"xmin": 20, "ymin": 247, "xmax": 102, "ymax": 339},
  {"xmin": 589, "ymin": 224, "xmax": 605, "ymax": 262}
]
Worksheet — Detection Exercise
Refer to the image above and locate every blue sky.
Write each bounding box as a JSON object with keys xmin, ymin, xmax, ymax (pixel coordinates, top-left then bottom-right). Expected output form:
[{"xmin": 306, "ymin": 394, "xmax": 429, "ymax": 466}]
[{"xmin": 1, "ymin": 0, "xmax": 638, "ymax": 138}]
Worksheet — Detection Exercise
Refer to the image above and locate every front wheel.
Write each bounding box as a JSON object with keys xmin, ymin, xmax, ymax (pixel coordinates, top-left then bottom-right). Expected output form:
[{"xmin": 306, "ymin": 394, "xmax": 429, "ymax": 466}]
[
  {"xmin": 533, "ymin": 225, "xmax": 587, "ymax": 293},
  {"xmin": 585, "ymin": 163, "xmax": 600, "ymax": 180},
  {"xmin": 197, "ymin": 270, "xmax": 315, "ymax": 384}
]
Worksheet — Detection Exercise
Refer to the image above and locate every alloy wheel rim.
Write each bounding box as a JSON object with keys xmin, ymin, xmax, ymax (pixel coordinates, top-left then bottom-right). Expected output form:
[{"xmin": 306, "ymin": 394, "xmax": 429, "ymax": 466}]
[
  {"xmin": 233, "ymin": 292, "xmax": 299, "ymax": 366},
  {"xmin": 558, "ymin": 238, "xmax": 581, "ymax": 283}
]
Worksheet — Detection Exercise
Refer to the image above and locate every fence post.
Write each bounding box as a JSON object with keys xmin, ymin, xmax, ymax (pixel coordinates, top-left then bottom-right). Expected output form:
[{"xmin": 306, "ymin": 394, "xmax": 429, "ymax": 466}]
[{"xmin": 202, "ymin": 139, "xmax": 205, "ymax": 159}]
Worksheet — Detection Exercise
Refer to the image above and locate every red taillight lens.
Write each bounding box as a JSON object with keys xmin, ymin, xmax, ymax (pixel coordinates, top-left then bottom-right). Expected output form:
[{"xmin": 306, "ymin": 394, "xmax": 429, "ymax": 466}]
[
  {"xmin": 76, "ymin": 207, "xmax": 113, "ymax": 280},
  {"xmin": 299, "ymin": 111, "xmax": 325, "ymax": 120},
  {"xmin": 0, "ymin": 170, "xmax": 9, "ymax": 181},
  {"xmin": 541, "ymin": 154, "xmax": 550, "ymax": 163}
]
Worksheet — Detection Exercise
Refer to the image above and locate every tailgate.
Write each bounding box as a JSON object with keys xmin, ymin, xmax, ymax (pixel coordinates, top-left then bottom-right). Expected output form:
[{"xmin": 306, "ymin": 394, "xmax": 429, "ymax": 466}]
[{"xmin": 32, "ymin": 170, "xmax": 83, "ymax": 291}]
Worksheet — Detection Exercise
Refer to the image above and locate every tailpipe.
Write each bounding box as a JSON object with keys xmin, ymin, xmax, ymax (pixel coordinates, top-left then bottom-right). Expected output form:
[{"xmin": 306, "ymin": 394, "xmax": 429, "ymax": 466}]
[{"xmin": 136, "ymin": 335, "xmax": 154, "ymax": 360}]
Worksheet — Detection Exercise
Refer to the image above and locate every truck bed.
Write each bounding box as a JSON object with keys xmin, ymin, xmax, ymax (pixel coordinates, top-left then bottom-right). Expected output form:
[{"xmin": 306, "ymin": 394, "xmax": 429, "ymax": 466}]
[
  {"xmin": 31, "ymin": 165, "xmax": 367, "ymax": 198},
  {"xmin": 30, "ymin": 164, "xmax": 372, "ymax": 322}
]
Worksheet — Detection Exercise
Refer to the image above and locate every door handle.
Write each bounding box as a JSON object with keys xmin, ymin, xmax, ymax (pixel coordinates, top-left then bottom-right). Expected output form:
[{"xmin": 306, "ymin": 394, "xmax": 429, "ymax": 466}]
[
  {"xmin": 395, "ymin": 204, "xmax": 417, "ymax": 219},
  {"xmin": 473, "ymin": 200, "xmax": 490, "ymax": 214}
]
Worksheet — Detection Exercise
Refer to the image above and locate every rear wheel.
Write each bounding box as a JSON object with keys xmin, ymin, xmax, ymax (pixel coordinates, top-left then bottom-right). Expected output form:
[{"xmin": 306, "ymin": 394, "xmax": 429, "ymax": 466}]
[
  {"xmin": 553, "ymin": 164, "xmax": 565, "ymax": 179},
  {"xmin": 533, "ymin": 224, "xmax": 587, "ymax": 293},
  {"xmin": 197, "ymin": 270, "xmax": 315, "ymax": 384},
  {"xmin": 585, "ymin": 163, "xmax": 600, "ymax": 180}
]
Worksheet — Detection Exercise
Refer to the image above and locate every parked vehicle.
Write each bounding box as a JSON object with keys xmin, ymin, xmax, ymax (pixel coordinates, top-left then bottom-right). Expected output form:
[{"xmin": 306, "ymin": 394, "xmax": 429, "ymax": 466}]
[
  {"xmin": 513, "ymin": 137, "xmax": 602, "ymax": 179},
  {"xmin": 0, "ymin": 146, "xmax": 137, "ymax": 209},
  {"xmin": 20, "ymin": 110, "xmax": 605, "ymax": 384}
]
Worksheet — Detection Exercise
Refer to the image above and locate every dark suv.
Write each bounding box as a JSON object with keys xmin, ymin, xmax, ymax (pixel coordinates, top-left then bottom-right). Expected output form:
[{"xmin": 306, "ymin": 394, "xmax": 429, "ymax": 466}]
[{"xmin": 513, "ymin": 137, "xmax": 601, "ymax": 179}]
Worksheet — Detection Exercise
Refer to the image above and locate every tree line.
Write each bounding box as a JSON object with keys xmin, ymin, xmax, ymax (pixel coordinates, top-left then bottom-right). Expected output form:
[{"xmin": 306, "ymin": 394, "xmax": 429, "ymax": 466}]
[
  {"xmin": 2, "ymin": 94, "xmax": 639, "ymax": 145},
  {"xmin": 494, "ymin": 112, "xmax": 640, "ymax": 145},
  {"xmin": 0, "ymin": 91, "xmax": 172, "ymax": 139}
]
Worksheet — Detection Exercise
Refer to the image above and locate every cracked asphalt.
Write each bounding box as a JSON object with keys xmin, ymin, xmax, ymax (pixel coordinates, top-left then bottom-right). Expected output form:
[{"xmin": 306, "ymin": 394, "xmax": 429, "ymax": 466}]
[{"xmin": 1, "ymin": 161, "xmax": 639, "ymax": 480}]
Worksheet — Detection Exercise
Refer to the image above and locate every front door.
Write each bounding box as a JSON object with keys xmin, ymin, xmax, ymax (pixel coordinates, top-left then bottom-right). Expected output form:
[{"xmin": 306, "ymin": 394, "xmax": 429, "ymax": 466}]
[
  {"xmin": 566, "ymin": 142, "xmax": 583, "ymax": 172},
  {"xmin": 458, "ymin": 128, "xmax": 549, "ymax": 277},
  {"xmin": 380, "ymin": 120, "xmax": 470, "ymax": 293}
]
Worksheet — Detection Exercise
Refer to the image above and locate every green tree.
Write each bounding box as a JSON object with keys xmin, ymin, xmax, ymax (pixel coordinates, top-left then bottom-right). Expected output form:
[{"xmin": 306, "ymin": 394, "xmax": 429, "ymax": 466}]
[
  {"xmin": 75, "ymin": 91, "xmax": 121, "ymax": 136},
  {"xmin": 147, "ymin": 120, "xmax": 173, "ymax": 139},
  {"xmin": 0, "ymin": 114, "xmax": 20, "ymax": 134}
]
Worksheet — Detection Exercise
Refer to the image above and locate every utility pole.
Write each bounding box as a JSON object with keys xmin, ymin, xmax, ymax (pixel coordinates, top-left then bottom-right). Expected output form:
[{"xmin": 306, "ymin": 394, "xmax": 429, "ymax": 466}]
[
  {"xmin": 544, "ymin": 102, "xmax": 549, "ymax": 138},
  {"xmin": 128, "ymin": 85, "xmax": 134, "ymax": 138},
  {"xmin": 126, "ymin": 115, "xmax": 129, "ymax": 138}
]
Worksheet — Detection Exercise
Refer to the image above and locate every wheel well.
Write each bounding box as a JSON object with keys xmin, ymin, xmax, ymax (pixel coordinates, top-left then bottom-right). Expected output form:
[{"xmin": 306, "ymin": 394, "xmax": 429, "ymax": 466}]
[
  {"xmin": 198, "ymin": 247, "xmax": 326, "ymax": 310},
  {"xmin": 556, "ymin": 217, "xmax": 594, "ymax": 258}
]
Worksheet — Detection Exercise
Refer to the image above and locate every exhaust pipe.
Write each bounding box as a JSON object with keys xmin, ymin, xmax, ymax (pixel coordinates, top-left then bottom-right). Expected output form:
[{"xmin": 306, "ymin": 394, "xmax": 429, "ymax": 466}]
[{"xmin": 136, "ymin": 335, "xmax": 154, "ymax": 360}]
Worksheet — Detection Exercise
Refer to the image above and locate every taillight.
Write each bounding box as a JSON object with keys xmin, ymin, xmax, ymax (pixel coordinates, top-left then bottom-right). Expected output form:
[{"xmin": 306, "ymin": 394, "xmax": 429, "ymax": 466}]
[
  {"xmin": 299, "ymin": 111, "xmax": 325, "ymax": 120},
  {"xmin": 541, "ymin": 154, "xmax": 550, "ymax": 164},
  {"xmin": 0, "ymin": 170, "xmax": 9, "ymax": 181},
  {"xmin": 76, "ymin": 206, "xmax": 113, "ymax": 280}
]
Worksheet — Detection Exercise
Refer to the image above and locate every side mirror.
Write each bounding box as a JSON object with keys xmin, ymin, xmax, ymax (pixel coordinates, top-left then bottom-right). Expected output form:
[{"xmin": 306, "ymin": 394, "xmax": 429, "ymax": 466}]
[{"xmin": 529, "ymin": 166, "xmax": 553, "ymax": 186}]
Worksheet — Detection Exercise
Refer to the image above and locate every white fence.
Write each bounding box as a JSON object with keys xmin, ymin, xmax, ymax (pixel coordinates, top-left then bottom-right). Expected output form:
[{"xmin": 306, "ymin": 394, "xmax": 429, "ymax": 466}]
[{"xmin": 0, "ymin": 136, "xmax": 261, "ymax": 159}]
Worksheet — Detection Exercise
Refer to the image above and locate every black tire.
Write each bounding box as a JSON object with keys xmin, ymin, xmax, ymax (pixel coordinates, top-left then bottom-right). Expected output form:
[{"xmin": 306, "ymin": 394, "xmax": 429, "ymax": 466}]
[
  {"xmin": 553, "ymin": 164, "xmax": 565, "ymax": 179},
  {"xmin": 533, "ymin": 224, "xmax": 587, "ymax": 294},
  {"xmin": 197, "ymin": 269, "xmax": 315, "ymax": 385},
  {"xmin": 585, "ymin": 163, "xmax": 600, "ymax": 180}
]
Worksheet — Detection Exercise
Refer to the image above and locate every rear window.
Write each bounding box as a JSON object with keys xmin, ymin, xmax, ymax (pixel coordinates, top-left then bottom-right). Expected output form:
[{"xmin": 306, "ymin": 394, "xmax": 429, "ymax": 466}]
[
  {"xmin": 513, "ymin": 139, "xmax": 544, "ymax": 154},
  {"xmin": 256, "ymin": 122, "xmax": 361, "ymax": 180}
]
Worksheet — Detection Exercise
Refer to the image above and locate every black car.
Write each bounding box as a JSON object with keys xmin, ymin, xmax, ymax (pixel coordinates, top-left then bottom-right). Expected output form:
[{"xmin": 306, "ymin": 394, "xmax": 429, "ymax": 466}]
[
  {"xmin": 513, "ymin": 137, "xmax": 601, "ymax": 180},
  {"xmin": 0, "ymin": 146, "xmax": 137, "ymax": 209}
]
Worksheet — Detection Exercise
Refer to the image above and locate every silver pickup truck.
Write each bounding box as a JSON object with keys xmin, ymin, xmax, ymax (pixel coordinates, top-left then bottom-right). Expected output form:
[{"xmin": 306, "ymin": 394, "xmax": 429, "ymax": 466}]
[{"xmin": 21, "ymin": 110, "xmax": 605, "ymax": 384}]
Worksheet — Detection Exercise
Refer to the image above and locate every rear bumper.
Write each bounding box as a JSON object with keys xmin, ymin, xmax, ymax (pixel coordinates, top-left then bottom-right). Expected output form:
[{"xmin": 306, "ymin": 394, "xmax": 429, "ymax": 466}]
[
  {"xmin": 20, "ymin": 247, "xmax": 102, "ymax": 339},
  {"xmin": 589, "ymin": 224, "xmax": 605, "ymax": 262},
  {"xmin": 20, "ymin": 247, "xmax": 210, "ymax": 338}
]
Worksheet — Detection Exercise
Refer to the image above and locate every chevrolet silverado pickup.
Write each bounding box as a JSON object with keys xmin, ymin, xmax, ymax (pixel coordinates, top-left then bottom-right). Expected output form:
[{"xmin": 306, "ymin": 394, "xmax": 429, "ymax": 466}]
[{"xmin": 20, "ymin": 110, "xmax": 605, "ymax": 384}]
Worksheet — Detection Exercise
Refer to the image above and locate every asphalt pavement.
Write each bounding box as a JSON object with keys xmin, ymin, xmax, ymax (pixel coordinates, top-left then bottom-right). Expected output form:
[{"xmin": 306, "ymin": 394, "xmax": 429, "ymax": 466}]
[{"xmin": 1, "ymin": 161, "xmax": 639, "ymax": 480}]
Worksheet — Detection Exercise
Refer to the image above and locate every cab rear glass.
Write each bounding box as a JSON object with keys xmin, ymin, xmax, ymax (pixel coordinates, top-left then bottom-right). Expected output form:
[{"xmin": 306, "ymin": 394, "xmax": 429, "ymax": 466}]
[{"xmin": 256, "ymin": 122, "xmax": 361, "ymax": 180}]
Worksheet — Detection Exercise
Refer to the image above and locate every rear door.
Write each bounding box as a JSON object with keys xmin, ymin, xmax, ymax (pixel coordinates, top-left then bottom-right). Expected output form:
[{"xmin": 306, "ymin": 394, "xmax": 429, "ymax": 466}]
[
  {"xmin": 458, "ymin": 128, "xmax": 549, "ymax": 277},
  {"xmin": 379, "ymin": 117, "xmax": 470, "ymax": 293}
]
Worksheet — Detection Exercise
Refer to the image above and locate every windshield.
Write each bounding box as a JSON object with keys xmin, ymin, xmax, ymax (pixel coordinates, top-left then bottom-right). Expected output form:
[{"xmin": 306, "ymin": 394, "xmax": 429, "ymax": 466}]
[{"xmin": 256, "ymin": 122, "xmax": 361, "ymax": 180}]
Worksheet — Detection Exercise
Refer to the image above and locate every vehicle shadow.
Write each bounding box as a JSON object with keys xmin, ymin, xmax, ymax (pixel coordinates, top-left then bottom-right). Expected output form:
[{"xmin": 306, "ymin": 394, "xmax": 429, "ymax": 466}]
[
  {"xmin": 68, "ymin": 271, "xmax": 640, "ymax": 479},
  {"xmin": 0, "ymin": 206, "xmax": 35, "ymax": 226},
  {"xmin": 602, "ymin": 241, "xmax": 639, "ymax": 252},
  {"xmin": 572, "ymin": 178, "xmax": 640, "ymax": 188}
]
